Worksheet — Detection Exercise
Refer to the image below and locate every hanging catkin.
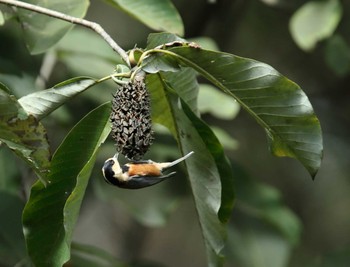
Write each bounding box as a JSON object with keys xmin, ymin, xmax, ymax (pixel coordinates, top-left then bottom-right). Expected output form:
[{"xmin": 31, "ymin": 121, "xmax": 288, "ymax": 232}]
[{"xmin": 110, "ymin": 77, "xmax": 154, "ymax": 160}]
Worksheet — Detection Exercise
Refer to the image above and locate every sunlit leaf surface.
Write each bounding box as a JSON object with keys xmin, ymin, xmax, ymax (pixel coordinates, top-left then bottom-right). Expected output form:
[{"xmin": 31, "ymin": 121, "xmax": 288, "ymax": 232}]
[
  {"xmin": 159, "ymin": 45, "xmax": 323, "ymax": 177},
  {"xmin": 19, "ymin": 77, "xmax": 97, "ymax": 120}
]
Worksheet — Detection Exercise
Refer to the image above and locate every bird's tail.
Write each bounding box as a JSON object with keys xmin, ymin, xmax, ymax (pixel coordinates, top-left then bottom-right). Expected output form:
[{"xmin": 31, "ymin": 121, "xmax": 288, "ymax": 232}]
[{"xmin": 159, "ymin": 151, "xmax": 194, "ymax": 169}]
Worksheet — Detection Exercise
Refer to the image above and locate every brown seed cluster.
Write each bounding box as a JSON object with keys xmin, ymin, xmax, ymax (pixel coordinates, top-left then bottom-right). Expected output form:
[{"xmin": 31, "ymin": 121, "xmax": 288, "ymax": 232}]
[{"xmin": 110, "ymin": 78, "xmax": 154, "ymax": 160}]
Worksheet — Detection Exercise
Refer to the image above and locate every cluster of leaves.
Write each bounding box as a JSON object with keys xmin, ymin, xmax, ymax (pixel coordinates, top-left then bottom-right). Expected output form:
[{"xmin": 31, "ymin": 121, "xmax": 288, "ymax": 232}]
[
  {"xmin": 261, "ymin": 0, "xmax": 349, "ymax": 77},
  {"xmin": 0, "ymin": 0, "xmax": 324, "ymax": 267},
  {"xmin": 285, "ymin": 0, "xmax": 349, "ymax": 77}
]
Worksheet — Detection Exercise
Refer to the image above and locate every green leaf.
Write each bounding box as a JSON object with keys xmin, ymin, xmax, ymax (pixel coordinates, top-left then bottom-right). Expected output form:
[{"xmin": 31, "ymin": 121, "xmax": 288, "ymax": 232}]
[
  {"xmin": 146, "ymin": 32, "xmax": 186, "ymax": 50},
  {"xmin": 0, "ymin": 7, "xmax": 15, "ymax": 24},
  {"xmin": 57, "ymin": 28, "xmax": 122, "ymax": 61},
  {"xmin": 189, "ymin": 37, "xmax": 220, "ymax": 51},
  {"xmin": 146, "ymin": 74, "xmax": 175, "ymax": 134},
  {"xmin": 154, "ymin": 46, "xmax": 323, "ymax": 178},
  {"xmin": 22, "ymin": 102, "xmax": 111, "ymax": 267},
  {"xmin": 168, "ymin": 92, "xmax": 226, "ymax": 265},
  {"xmin": 56, "ymin": 29, "xmax": 123, "ymax": 77},
  {"xmin": 228, "ymin": 165, "xmax": 301, "ymax": 266},
  {"xmin": 106, "ymin": 0, "xmax": 184, "ymax": 36},
  {"xmin": 289, "ymin": 0, "xmax": 342, "ymax": 51},
  {"xmin": 70, "ymin": 243, "xmax": 126, "ymax": 267},
  {"xmin": 316, "ymin": 246, "xmax": 350, "ymax": 267},
  {"xmin": 147, "ymin": 73, "xmax": 233, "ymax": 266},
  {"xmin": 0, "ymin": 83, "xmax": 50, "ymax": 183},
  {"xmin": 210, "ymin": 126, "xmax": 239, "ymax": 150},
  {"xmin": 141, "ymin": 53, "xmax": 182, "ymax": 74},
  {"xmin": 227, "ymin": 223, "xmax": 292, "ymax": 267},
  {"xmin": 146, "ymin": 66, "xmax": 199, "ymax": 132},
  {"xmin": 18, "ymin": 77, "xmax": 97, "ymax": 120},
  {"xmin": 324, "ymin": 35, "xmax": 350, "ymax": 77},
  {"xmin": 142, "ymin": 34, "xmax": 189, "ymax": 74},
  {"xmin": 0, "ymin": 148, "xmax": 22, "ymax": 193},
  {"xmin": 258, "ymin": 0, "xmax": 282, "ymax": 7},
  {"xmin": 0, "ymin": 72, "xmax": 36, "ymax": 98},
  {"xmin": 17, "ymin": 0, "xmax": 89, "ymax": 54},
  {"xmin": 198, "ymin": 83, "xmax": 240, "ymax": 120},
  {"xmin": 181, "ymin": 100, "xmax": 235, "ymax": 224},
  {"xmin": 233, "ymin": 163, "xmax": 302, "ymax": 246},
  {"xmin": 162, "ymin": 69, "xmax": 199, "ymax": 114},
  {"xmin": 0, "ymin": 10, "xmax": 4, "ymax": 26}
]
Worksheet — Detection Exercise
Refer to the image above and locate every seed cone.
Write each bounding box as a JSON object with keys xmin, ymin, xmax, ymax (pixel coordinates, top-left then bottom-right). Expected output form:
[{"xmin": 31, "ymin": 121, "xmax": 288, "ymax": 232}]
[{"xmin": 110, "ymin": 78, "xmax": 154, "ymax": 160}]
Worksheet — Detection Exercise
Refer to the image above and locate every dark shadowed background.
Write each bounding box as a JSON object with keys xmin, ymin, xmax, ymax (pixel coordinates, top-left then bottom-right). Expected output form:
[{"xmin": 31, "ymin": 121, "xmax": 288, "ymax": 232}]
[{"xmin": 1, "ymin": 0, "xmax": 349, "ymax": 266}]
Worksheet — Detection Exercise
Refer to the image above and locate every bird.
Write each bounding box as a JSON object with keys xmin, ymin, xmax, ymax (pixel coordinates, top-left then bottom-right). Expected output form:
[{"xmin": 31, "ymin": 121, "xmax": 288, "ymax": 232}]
[{"xmin": 102, "ymin": 151, "xmax": 194, "ymax": 189}]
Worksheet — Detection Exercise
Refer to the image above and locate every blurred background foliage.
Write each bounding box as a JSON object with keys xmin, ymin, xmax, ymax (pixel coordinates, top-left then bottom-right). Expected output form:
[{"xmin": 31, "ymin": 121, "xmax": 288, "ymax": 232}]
[{"xmin": 0, "ymin": 0, "xmax": 349, "ymax": 266}]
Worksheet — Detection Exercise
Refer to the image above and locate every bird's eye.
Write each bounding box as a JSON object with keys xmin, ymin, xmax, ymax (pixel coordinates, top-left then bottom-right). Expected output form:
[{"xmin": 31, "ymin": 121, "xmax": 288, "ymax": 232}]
[{"xmin": 103, "ymin": 158, "xmax": 113, "ymax": 164}]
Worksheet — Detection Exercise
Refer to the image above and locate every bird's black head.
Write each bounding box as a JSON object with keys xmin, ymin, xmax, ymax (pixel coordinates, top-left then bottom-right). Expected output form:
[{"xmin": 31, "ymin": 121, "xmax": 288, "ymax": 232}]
[{"xmin": 102, "ymin": 158, "xmax": 121, "ymax": 186}]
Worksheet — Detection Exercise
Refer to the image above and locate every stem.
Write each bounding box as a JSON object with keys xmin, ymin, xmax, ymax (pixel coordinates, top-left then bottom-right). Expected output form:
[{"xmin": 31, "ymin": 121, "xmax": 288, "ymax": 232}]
[
  {"xmin": 35, "ymin": 50, "xmax": 57, "ymax": 89},
  {"xmin": 97, "ymin": 71, "xmax": 131, "ymax": 83},
  {"xmin": 0, "ymin": 0, "xmax": 130, "ymax": 67}
]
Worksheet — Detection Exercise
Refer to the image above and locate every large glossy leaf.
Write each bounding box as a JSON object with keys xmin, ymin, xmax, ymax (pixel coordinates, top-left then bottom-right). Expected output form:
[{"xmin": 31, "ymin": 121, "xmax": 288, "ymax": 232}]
[
  {"xmin": 289, "ymin": 0, "xmax": 342, "ymax": 51},
  {"xmin": 105, "ymin": 0, "xmax": 184, "ymax": 36},
  {"xmin": 181, "ymin": 100, "xmax": 235, "ymax": 224},
  {"xmin": 167, "ymin": 92, "xmax": 226, "ymax": 265},
  {"xmin": 17, "ymin": 0, "xmax": 89, "ymax": 54},
  {"xmin": 146, "ymin": 66, "xmax": 199, "ymax": 133},
  {"xmin": 18, "ymin": 77, "xmax": 97, "ymax": 120},
  {"xmin": 149, "ymin": 44, "xmax": 323, "ymax": 178},
  {"xmin": 147, "ymin": 73, "xmax": 233, "ymax": 266},
  {"xmin": 0, "ymin": 83, "xmax": 50, "ymax": 183},
  {"xmin": 162, "ymin": 69, "xmax": 199, "ymax": 114},
  {"xmin": 22, "ymin": 102, "xmax": 111, "ymax": 267}
]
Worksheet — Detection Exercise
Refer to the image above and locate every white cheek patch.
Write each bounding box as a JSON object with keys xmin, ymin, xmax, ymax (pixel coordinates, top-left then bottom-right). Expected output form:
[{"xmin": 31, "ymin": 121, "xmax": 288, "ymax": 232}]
[
  {"xmin": 111, "ymin": 163, "xmax": 121, "ymax": 176},
  {"xmin": 111, "ymin": 162, "xmax": 129, "ymax": 182},
  {"xmin": 119, "ymin": 172, "xmax": 130, "ymax": 181}
]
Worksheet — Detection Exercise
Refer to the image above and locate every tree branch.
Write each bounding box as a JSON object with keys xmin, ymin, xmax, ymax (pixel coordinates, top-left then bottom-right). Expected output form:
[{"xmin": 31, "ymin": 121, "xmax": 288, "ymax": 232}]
[{"xmin": 0, "ymin": 0, "xmax": 130, "ymax": 67}]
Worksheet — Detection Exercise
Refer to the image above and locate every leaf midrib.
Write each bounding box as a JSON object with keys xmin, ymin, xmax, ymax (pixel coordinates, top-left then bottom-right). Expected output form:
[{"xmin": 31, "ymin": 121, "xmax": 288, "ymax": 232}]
[{"xmin": 155, "ymin": 49, "xmax": 275, "ymax": 135}]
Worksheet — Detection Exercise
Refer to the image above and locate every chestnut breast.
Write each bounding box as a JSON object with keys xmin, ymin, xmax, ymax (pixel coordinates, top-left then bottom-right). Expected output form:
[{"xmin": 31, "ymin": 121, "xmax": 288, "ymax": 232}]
[{"xmin": 127, "ymin": 164, "xmax": 162, "ymax": 177}]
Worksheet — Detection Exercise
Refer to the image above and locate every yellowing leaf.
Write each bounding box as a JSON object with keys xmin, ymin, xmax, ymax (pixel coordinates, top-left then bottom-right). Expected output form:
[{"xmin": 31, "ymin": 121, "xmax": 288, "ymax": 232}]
[{"xmin": 0, "ymin": 83, "xmax": 50, "ymax": 183}]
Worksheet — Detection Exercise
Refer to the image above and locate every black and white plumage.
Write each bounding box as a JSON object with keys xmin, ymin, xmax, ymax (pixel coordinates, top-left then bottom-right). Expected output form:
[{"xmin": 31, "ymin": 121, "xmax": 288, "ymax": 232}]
[{"xmin": 102, "ymin": 151, "xmax": 194, "ymax": 189}]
